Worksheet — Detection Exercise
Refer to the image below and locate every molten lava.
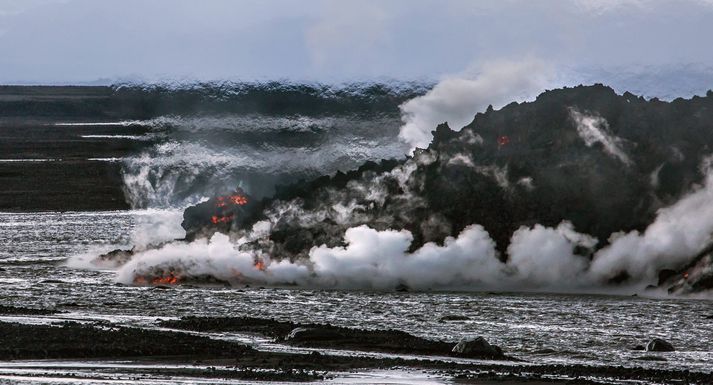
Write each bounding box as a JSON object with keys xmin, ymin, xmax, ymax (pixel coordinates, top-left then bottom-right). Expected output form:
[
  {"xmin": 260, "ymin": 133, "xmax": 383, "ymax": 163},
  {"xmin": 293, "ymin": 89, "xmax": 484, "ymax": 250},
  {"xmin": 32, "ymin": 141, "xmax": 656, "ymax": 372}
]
[
  {"xmin": 229, "ymin": 195, "xmax": 248, "ymax": 205},
  {"xmin": 133, "ymin": 272, "xmax": 182, "ymax": 286},
  {"xmin": 181, "ymin": 188, "xmax": 254, "ymax": 241},
  {"xmin": 152, "ymin": 274, "xmax": 180, "ymax": 285},
  {"xmin": 214, "ymin": 194, "xmax": 248, "ymax": 208},
  {"xmin": 211, "ymin": 214, "xmax": 235, "ymax": 224},
  {"xmin": 254, "ymin": 259, "xmax": 266, "ymax": 271},
  {"xmin": 208, "ymin": 193, "xmax": 248, "ymax": 224}
]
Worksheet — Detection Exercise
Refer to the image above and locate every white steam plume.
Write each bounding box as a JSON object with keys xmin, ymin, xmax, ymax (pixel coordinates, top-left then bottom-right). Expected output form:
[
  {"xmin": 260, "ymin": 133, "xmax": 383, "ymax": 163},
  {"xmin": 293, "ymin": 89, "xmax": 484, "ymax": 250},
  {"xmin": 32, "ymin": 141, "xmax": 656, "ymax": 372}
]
[
  {"xmin": 112, "ymin": 220, "xmax": 597, "ymax": 291},
  {"xmin": 589, "ymin": 161, "xmax": 713, "ymax": 283},
  {"xmin": 399, "ymin": 58, "xmax": 554, "ymax": 151},
  {"xmin": 507, "ymin": 222, "xmax": 597, "ymax": 288},
  {"xmin": 310, "ymin": 224, "xmax": 502, "ymax": 290},
  {"xmin": 115, "ymin": 224, "xmax": 503, "ymax": 290},
  {"xmin": 569, "ymin": 108, "xmax": 632, "ymax": 165}
]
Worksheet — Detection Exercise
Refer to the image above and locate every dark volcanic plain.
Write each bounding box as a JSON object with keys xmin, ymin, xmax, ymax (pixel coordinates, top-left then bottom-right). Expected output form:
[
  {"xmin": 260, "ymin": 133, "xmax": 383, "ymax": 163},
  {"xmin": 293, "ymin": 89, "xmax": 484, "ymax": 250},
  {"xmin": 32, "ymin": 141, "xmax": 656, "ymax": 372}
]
[
  {"xmin": 0, "ymin": 86, "xmax": 157, "ymax": 211},
  {"xmin": 0, "ymin": 308, "xmax": 710, "ymax": 384}
]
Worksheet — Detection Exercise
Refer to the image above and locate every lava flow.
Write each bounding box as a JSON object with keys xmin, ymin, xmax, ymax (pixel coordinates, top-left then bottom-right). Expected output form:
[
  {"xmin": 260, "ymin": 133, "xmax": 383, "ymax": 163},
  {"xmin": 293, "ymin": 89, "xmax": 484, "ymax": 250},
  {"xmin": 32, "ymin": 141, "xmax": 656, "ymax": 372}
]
[
  {"xmin": 209, "ymin": 193, "xmax": 249, "ymax": 224},
  {"xmin": 133, "ymin": 271, "xmax": 182, "ymax": 286},
  {"xmin": 181, "ymin": 188, "xmax": 255, "ymax": 241},
  {"xmin": 254, "ymin": 259, "xmax": 266, "ymax": 271},
  {"xmin": 211, "ymin": 214, "xmax": 235, "ymax": 224},
  {"xmin": 215, "ymin": 194, "xmax": 249, "ymax": 208}
]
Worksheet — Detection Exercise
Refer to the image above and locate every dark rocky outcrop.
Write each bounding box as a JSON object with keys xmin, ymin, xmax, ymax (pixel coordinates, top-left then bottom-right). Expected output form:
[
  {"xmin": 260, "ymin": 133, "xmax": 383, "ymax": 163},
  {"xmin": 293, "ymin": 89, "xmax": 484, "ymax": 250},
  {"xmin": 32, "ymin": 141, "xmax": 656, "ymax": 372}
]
[
  {"xmin": 181, "ymin": 188, "xmax": 258, "ymax": 241},
  {"xmin": 2, "ymin": 318, "xmax": 711, "ymax": 383},
  {"xmin": 286, "ymin": 327, "xmax": 349, "ymax": 342},
  {"xmin": 645, "ymin": 338, "xmax": 675, "ymax": 352},
  {"xmin": 183, "ymin": 85, "xmax": 713, "ymax": 291},
  {"xmin": 658, "ymin": 244, "xmax": 713, "ymax": 294},
  {"xmin": 452, "ymin": 337, "xmax": 505, "ymax": 359},
  {"xmin": 159, "ymin": 316, "xmax": 511, "ymax": 360},
  {"xmin": 95, "ymin": 248, "xmax": 135, "ymax": 267}
]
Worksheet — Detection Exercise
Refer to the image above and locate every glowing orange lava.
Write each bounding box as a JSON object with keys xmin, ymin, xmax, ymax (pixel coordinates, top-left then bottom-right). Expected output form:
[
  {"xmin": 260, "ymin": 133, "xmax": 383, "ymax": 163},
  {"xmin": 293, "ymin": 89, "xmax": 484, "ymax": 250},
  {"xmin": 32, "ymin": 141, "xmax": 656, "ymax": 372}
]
[
  {"xmin": 211, "ymin": 214, "xmax": 235, "ymax": 224},
  {"xmin": 229, "ymin": 195, "xmax": 248, "ymax": 205},
  {"xmin": 152, "ymin": 274, "xmax": 179, "ymax": 285},
  {"xmin": 254, "ymin": 259, "xmax": 266, "ymax": 271},
  {"xmin": 133, "ymin": 272, "xmax": 181, "ymax": 286},
  {"xmin": 207, "ymin": 192, "xmax": 249, "ymax": 226},
  {"xmin": 214, "ymin": 194, "xmax": 248, "ymax": 208}
]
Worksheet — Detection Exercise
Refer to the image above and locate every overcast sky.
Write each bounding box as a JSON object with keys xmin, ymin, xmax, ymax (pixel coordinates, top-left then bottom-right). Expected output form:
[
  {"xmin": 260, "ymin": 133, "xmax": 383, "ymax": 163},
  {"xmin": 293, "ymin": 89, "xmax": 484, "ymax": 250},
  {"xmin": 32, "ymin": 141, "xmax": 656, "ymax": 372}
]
[{"xmin": 0, "ymin": 0, "xmax": 712, "ymax": 86}]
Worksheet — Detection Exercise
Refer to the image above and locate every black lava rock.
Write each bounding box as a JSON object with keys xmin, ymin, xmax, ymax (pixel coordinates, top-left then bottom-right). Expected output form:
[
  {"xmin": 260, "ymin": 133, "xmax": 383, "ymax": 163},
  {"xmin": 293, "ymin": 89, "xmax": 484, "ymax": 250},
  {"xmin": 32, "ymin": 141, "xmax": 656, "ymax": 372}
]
[{"xmin": 645, "ymin": 338, "xmax": 675, "ymax": 352}]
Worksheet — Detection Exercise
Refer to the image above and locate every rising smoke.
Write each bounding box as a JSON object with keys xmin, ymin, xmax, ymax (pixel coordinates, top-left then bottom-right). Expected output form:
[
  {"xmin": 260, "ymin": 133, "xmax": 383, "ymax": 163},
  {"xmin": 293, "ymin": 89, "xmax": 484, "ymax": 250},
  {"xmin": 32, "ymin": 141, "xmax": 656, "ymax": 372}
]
[
  {"xmin": 569, "ymin": 108, "xmax": 632, "ymax": 166},
  {"xmin": 398, "ymin": 58, "xmax": 554, "ymax": 151},
  {"xmin": 589, "ymin": 161, "xmax": 713, "ymax": 283}
]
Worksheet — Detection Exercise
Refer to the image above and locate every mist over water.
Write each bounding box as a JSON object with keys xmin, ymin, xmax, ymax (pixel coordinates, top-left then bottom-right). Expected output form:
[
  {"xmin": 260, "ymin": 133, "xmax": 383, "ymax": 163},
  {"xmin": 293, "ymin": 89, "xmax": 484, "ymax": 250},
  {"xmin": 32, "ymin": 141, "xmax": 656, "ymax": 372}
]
[
  {"xmin": 117, "ymin": 82, "xmax": 423, "ymax": 208},
  {"xmin": 122, "ymin": 114, "xmax": 409, "ymax": 208}
]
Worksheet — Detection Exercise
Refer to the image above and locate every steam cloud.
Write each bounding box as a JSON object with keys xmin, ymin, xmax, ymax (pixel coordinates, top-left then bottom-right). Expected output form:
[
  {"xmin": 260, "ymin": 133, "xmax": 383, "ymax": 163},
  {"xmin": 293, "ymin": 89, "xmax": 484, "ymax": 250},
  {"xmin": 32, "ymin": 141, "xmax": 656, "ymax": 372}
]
[
  {"xmin": 507, "ymin": 222, "xmax": 597, "ymax": 289},
  {"xmin": 113, "ymin": 223, "xmax": 503, "ymax": 290},
  {"xmin": 569, "ymin": 108, "xmax": 632, "ymax": 165},
  {"xmin": 589, "ymin": 160, "xmax": 713, "ymax": 283},
  {"xmin": 309, "ymin": 224, "xmax": 501, "ymax": 290},
  {"xmin": 398, "ymin": 58, "xmax": 554, "ymax": 151}
]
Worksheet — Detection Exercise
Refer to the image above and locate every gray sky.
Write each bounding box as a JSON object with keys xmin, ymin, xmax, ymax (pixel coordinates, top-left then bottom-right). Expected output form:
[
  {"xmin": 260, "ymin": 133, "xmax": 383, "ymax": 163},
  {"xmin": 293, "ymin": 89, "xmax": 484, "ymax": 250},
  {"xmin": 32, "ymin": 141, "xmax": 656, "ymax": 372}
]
[{"xmin": 1, "ymin": 0, "xmax": 712, "ymax": 84}]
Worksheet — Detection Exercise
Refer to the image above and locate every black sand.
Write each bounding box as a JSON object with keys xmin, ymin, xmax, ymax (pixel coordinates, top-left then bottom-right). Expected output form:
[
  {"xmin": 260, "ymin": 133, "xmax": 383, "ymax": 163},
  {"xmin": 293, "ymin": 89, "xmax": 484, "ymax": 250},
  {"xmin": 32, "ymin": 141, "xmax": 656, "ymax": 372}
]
[
  {"xmin": 0, "ymin": 314, "xmax": 710, "ymax": 384},
  {"xmin": 158, "ymin": 316, "xmax": 509, "ymax": 359}
]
